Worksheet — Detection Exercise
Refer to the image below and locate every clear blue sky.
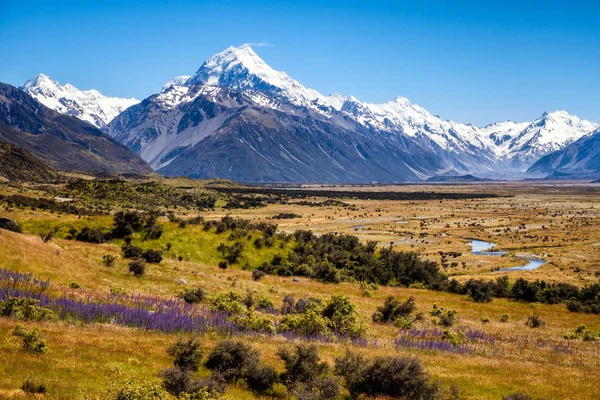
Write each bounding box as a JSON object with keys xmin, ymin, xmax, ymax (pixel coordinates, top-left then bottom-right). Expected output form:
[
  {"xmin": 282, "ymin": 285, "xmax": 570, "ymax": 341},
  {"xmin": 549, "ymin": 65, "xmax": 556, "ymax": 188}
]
[{"xmin": 1, "ymin": 0, "xmax": 599, "ymax": 126}]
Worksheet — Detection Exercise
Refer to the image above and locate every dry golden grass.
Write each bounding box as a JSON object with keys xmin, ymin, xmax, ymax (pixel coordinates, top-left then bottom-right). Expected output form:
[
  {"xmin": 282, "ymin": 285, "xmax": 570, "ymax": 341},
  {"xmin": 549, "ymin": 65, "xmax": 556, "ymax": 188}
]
[{"xmin": 2, "ymin": 181, "xmax": 600, "ymax": 399}]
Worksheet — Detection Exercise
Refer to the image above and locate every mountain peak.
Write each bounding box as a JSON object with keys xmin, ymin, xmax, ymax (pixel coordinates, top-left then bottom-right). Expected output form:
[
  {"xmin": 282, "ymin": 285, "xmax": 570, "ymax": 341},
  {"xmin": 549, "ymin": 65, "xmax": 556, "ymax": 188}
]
[
  {"xmin": 19, "ymin": 75, "xmax": 139, "ymax": 129},
  {"xmin": 21, "ymin": 73, "xmax": 60, "ymax": 91},
  {"xmin": 187, "ymin": 44, "xmax": 330, "ymax": 111}
]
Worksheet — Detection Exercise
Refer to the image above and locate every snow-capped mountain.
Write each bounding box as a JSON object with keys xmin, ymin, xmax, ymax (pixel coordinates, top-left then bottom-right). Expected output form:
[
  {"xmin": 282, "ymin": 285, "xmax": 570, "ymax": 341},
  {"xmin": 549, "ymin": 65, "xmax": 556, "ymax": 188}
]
[
  {"xmin": 527, "ymin": 128, "xmax": 600, "ymax": 179},
  {"xmin": 19, "ymin": 74, "xmax": 139, "ymax": 129},
  {"xmin": 504, "ymin": 111, "xmax": 598, "ymax": 165},
  {"xmin": 67, "ymin": 44, "xmax": 600, "ymax": 181}
]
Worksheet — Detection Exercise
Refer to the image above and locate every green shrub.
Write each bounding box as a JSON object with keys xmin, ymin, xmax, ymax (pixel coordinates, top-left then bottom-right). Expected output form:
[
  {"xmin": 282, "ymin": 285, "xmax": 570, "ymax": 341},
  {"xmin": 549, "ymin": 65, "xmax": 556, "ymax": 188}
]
[
  {"xmin": 291, "ymin": 376, "xmax": 341, "ymax": 400},
  {"xmin": 372, "ymin": 295, "xmax": 416, "ymax": 324},
  {"xmin": 321, "ymin": 295, "xmax": 365, "ymax": 338},
  {"xmin": 179, "ymin": 288, "xmax": 205, "ymax": 304},
  {"xmin": 525, "ymin": 313, "xmax": 545, "ymax": 328},
  {"xmin": 279, "ymin": 309, "xmax": 329, "ymax": 337},
  {"xmin": 500, "ymin": 313, "xmax": 510, "ymax": 323},
  {"xmin": 69, "ymin": 282, "xmax": 81, "ymax": 289},
  {"xmin": 167, "ymin": 338, "xmax": 204, "ymax": 372},
  {"xmin": 122, "ymin": 245, "xmax": 144, "ymax": 259},
  {"xmin": 211, "ymin": 292, "xmax": 244, "ymax": 314},
  {"xmin": 143, "ymin": 249, "xmax": 163, "ymax": 264},
  {"xmin": 12, "ymin": 324, "xmax": 48, "ymax": 353},
  {"xmin": 102, "ymin": 254, "xmax": 118, "ymax": 267},
  {"xmin": 129, "ymin": 260, "xmax": 146, "ymax": 277},
  {"xmin": 231, "ymin": 310, "xmax": 275, "ymax": 334},
  {"xmin": 216, "ymin": 242, "xmax": 245, "ymax": 264},
  {"xmin": 430, "ymin": 304, "xmax": 458, "ymax": 327},
  {"xmin": 204, "ymin": 340, "xmax": 260, "ymax": 382},
  {"xmin": 0, "ymin": 297, "xmax": 56, "ymax": 321},
  {"xmin": 245, "ymin": 364, "xmax": 279, "ymax": 394},
  {"xmin": 252, "ymin": 269, "xmax": 266, "ymax": 281},
  {"xmin": 0, "ymin": 217, "xmax": 22, "ymax": 232},
  {"xmin": 76, "ymin": 227, "xmax": 108, "ymax": 243},
  {"xmin": 502, "ymin": 393, "xmax": 533, "ymax": 400},
  {"xmin": 441, "ymin": 330, "xmax": 469, "ymax": 345},
  {"xmin": 21, "ymin": 378, "xmax": 47, "ymax": 394},
  {"xmin": 335, "ymin": 352, "xmax": 437, "ymax": 399},
  {"xmin": 277, "ymin": 344, "xmax": 329, "ymax": 385}
]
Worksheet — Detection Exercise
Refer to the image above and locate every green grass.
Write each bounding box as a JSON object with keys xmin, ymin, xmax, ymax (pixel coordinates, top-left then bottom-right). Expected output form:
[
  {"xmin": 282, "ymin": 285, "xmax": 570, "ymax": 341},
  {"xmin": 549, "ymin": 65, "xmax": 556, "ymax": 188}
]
[{"xmin": 20, "ymin": 216, "xmax": 292, "ymax": 269}]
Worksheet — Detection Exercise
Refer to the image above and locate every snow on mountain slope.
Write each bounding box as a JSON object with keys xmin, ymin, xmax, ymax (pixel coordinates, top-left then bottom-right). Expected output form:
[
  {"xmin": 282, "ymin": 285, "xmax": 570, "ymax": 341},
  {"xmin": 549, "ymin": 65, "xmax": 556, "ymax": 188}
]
[
  {"xmin": 103, "ymin": 44, "xmax": 599, "ymax": 180},
  {"xmin": 186, "ymin": 45, "xmax": 334, "ymax": 111},
  {"xmin": 505, "ymin": 111, "xmax": 598, "ymax": 164},
  {"xmin": 161, "ymin": 75, "xmax": 191, "ymax": 92},
  {"xmin": 19, "ymin": 74, "xmax": 139, "ymax": 129}
]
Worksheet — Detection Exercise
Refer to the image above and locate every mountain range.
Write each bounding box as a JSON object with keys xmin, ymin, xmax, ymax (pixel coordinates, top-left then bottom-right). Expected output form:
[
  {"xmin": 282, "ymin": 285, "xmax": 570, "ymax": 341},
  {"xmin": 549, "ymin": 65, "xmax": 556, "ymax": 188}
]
[
  {"xmin": 12, "ymin": 45, "xmax": 600, "ymax": 182},
  {"xmin": 0, "ymin": 82, "xmax": 150, "ymax": 176}
]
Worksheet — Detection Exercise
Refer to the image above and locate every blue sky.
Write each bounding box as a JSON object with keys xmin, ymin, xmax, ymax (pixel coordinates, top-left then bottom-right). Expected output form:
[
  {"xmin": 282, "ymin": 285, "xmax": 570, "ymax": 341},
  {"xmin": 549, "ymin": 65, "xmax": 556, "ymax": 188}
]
[{"xmin": 1, "ymin": 0, "xmax": 599, "ymax": 126}]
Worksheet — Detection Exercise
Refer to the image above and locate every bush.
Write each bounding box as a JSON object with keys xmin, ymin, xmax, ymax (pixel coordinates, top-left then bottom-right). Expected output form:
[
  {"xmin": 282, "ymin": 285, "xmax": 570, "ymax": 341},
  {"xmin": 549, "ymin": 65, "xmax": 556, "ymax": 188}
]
[
  {"xmin": 245, "ymin": 363, "xmax": 279, "ymax": 394},
  {"xmin": 145, "ymin": 224, "xmax": 163, "ymax": 240},
  {"xmin": 167, "ymin": 338, "xmax": 204, "ymax": 372},
  {"xmin": 102, "ymin": 254, "xmax": 117, "ymax": 267},
  {"xmin": 76, "ymin": 227, "xmax": 108, "ymax": 243},
  {"xmin": 500, "ymin": 313, "xmax": 510, "ymax": 323},
  {"xmin": 321, "ymin": 295, "xmax": 365, "ymax": 338},
  {"xmin": 179, "ymin": 288, "xmax": 205, "ymax": 304},
  {"xmin": 336, "ymin": 352, "xmax": 438, "ymax": 399},
  {"xmin": 129, "ymin": 260, "xmax": 146, "ymax": 277},
  {"xmin": 122, "ymin": 245, "xmax": 144, "ymax": 259},
  {"xmin": 204, "ymin": 340, "xmax": 260, "ymax": 382},
  {"xmin": 211, "ymin": 292, "xmax": 244, "ymax": 314},
  {"xmin": 279, "ymin": 309, "xmax": 329, "ymax": 337},
  {"xmin": 217, "ymin": 242, "xmax": 245, "ymax": 264},
  {"xmin": 160, "ymin": 367, "xmax": 192, "ymax": 395},
  {"xmin": 231, "ymin": 310, "xmax": 275, "ymax": 334},
  {"xmin": 12, "ymin": 325, "xmax": 48, "ymax": 353},
  {"xmin": 372, "ymin": 295, "xmax": 416, "ymax": 323},
  {"xmin": 252, "ymin": 269, "xmax": 266, "ymax": 281},
  {"xmin": 0, "ymin": 217, "xmax": 21, "ymax": 232},
  {"xmin": 218, "ymin": 261, "xmax": 228, "ymax": 270},
  {"xmin": 21, "ymin": 378, "xmax": 47, "ymax": 394},
  {"xmin": 525, "ymin": 313, "xmax": 546, "ymax": 328},
  {"xmin": 0, "ymin": 297, "xmax": 56, "ymax": 321},
  {"xmin": 430, "ymin": 304, "xmax": 457, "ymax": 327},
  {"xmin": 112, "ymin": 210, "xmax": 145, "ymax": 238},
  {"xmin": 292, "ymin": 376, "xmax": 341, "ymax": 400},
  {"xmin": 114, "ymin": 379, "xmax": 174, "ymax": 400},
  {"xmin": 502, "ymin": 393, "xmax": 533, "ymax": 400},
  {"xmin": 143, "ymin": 249, "xmax": 163, "ymax": 264},
  {"xmin": 277, "ymin": 344, "xmax": 329, "ymax": 385}
]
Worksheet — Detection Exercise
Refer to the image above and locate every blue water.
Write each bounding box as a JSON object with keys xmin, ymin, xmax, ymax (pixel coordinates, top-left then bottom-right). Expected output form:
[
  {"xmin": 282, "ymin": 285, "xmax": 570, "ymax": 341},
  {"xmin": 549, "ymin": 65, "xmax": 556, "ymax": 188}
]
[{"xmin": 468, "ymin": 240, "xmax": 544, "ymax": 272}]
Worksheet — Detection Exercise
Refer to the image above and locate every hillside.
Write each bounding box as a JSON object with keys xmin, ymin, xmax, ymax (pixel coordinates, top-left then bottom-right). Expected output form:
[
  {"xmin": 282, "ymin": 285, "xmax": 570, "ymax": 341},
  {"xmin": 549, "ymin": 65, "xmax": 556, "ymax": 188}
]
[
  {"xmin": 0, "ymin": 82, "xmax": 151, "ymax": 174},
  {"xmin": 0, "ymin": 139, "xmax": 63, "ymax": 183}
]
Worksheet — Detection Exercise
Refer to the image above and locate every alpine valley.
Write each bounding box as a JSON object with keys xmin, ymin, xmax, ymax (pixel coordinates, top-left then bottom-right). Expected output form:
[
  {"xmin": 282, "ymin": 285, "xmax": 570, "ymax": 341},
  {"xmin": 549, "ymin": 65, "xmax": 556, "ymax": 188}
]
[{"xmin": 15, "ymin": 45, "xmax": 600, "ymax": 182}]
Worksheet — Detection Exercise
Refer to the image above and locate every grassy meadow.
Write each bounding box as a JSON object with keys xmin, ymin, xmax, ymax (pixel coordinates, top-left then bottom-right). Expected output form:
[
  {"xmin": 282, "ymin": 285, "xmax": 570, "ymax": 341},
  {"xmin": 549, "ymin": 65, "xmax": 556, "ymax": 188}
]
[{"xmin": 1, "ymin": 178, "xmax": 600, "ymax": 399}]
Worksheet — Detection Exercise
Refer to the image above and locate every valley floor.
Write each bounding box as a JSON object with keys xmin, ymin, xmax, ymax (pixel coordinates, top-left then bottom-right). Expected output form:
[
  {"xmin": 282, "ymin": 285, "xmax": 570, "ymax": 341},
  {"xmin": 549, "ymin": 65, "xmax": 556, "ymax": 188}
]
[{"xmin": 1, "ymin": 179, "xmax": 600, "ymax": 399}]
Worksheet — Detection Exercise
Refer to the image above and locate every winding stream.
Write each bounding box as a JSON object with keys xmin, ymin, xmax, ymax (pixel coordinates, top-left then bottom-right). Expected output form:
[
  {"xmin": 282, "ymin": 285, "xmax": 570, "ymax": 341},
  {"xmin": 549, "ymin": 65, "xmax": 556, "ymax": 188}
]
[{"xmin": 468, "ymin": 240, "xmax": 545, "ymax": 272}]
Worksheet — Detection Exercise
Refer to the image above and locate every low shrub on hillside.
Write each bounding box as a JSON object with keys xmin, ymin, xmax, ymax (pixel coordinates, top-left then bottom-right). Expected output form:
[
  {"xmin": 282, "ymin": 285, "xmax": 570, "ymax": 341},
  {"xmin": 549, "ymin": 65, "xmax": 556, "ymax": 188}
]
[
  {"xmin": 128, "ymin": 260, "xmax": 146, "ymax": 277},
  {"xmin": 430, "ymin": 304, "xmax": 458, "ymax": 327},
  {"xmin": 525, "ymin": 313, "xmax": 546, "ymax": 328},
  {"xmin": 335, "ymin": 351, "xmax": 438, "ymax": 399},
  {"xmin": 167, "ymin": 338, "xmax": 204, "ymax": 372},
  {"xmin": 0, "ymin": 297, "xmax": 56, "ymax": 321},
  {"xmin": 142, "ymin": 249, "xmax": 163, "ymax": 264},
  {"xmin": 204, "ymin": 340, "xmax": 260, "ymax": 382},
  {"xmin": 76, "ymin": 227, "xmax": 108, "ymax": 243},
  {"xmin": 21, "ymin": 378, "xmax": 47, "ymax": 394},
  {"xmin": 372, "ymin": 295, "xmax": 416, "ymax": 323},
  {"xmin": 12, "ymin": 324, "xmax": 48, "ymax": 353},
  {"xmin": 179, "ymin": 288, "xmax": 205, "ymax": 304},
  {"xmin": 279, "ymin": 295, "xmax": 364, "ymax": 338}
]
